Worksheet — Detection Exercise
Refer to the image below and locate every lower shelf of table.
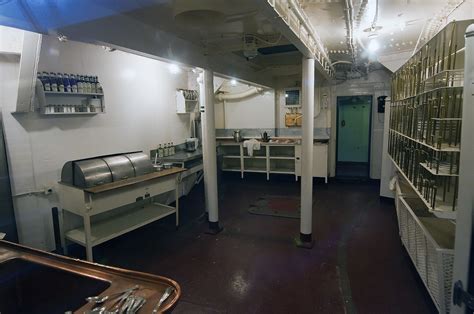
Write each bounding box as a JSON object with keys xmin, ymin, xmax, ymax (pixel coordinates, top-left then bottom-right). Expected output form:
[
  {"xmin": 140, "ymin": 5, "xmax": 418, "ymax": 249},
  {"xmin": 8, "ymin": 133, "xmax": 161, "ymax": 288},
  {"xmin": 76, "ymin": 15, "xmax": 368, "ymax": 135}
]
[{"xmin": 65, "ymin": 203, "xmax": 176, "ymax": 247}]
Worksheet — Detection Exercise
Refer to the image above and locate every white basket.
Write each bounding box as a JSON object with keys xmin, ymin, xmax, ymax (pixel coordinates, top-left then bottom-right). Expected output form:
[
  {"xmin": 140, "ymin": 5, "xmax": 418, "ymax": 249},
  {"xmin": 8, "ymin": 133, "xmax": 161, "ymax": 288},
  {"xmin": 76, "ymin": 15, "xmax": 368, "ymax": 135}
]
[{"xmin": 396, "ymin": 196, "xmax": 454, "ymax": 313}]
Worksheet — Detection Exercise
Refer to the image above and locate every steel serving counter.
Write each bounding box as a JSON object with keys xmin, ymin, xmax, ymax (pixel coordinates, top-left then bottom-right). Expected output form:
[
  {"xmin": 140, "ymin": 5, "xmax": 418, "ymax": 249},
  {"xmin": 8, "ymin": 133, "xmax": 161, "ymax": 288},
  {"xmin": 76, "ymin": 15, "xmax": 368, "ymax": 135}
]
[{"xmin": 58, "ymin": 152, "xmax": 185, "ymax": 262}]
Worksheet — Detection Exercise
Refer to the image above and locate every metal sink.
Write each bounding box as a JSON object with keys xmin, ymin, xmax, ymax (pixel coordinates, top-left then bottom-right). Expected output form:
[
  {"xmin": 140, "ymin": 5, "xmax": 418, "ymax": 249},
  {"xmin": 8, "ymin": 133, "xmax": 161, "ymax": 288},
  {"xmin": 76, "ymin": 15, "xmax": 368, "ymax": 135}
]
[{"xmin": 0, "ymin": 258, "xmax": 110, "ymax": 314}]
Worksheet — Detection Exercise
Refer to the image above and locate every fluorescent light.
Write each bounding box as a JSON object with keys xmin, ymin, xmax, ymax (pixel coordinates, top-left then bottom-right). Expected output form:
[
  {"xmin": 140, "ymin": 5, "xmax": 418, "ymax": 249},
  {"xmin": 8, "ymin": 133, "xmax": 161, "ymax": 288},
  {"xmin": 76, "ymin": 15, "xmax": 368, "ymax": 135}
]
[
  {"xmin": 230, "ymin": 79, "xmax": 237, "ymax": 86},
  {"xmin": 368, "ymin": 39, "xmax": 380, "ymax": 53},
  {"xmin": 168, "ymin": 63, "xmax": 181, "ymax": 74}
]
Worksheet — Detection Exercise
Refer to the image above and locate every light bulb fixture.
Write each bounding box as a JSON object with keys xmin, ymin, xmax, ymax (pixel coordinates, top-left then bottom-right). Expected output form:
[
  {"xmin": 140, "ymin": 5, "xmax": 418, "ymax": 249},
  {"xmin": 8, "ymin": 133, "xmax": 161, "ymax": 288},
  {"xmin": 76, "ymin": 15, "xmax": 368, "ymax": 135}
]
[
  {"xmin": 230, "ymin": 79, "xmax": 237, "ymax": 86},
  {"xmin": 102, "ymin": 46, "xmax": 116, "ymax": 52},
  {"xmin": 168, "ymin": 63, "xmax": 181, "ymax": 74},
  {"xmin": 368, "ymin": 39, "xmax": 380, "ymax": 53},
  {"xmin": 57, "ymin": 33, "xmax": 68, "ymax": 42}
]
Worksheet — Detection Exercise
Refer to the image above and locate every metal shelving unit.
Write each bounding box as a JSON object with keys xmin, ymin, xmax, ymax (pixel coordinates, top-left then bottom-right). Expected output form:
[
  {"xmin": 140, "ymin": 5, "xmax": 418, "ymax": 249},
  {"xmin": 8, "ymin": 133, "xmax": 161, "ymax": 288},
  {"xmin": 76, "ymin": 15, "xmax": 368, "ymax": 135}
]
[
  {"xmin": 37, "ymin": 81, "xmax": 105, "ymax": 115},
  {"xmin": 389, "ymin": 20, "xmax": 473, "ymax": 314},
  {"xmin": 389, "ymin": 20, "xmax": 472, "ymax": 218}
]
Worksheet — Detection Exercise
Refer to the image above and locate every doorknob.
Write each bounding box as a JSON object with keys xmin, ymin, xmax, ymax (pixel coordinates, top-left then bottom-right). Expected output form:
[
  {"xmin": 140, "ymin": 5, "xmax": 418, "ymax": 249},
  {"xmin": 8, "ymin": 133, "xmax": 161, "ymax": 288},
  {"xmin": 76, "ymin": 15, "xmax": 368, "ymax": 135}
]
[{"xmin": 341, "ymin": 120, "xmax": 346, "ymax": 127}]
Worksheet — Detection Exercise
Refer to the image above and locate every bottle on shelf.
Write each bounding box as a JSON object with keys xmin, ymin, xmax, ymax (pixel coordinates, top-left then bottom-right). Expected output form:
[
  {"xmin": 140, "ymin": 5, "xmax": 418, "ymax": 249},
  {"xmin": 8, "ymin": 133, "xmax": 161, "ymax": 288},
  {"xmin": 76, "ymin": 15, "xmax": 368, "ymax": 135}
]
[
  {"xmin": 164, "ymin": 143, "xmax": 169, "ymax": 157},
  {"xmin": 63, "ymin": 73, "xmax": 72, "ymax": 93},
  {"xmin": 170, "ymin": 142, "xmax": 175, "ymax": 155},
  {"xmin": 77, "ymin": 75, "xmax": 84, "ymax": 93},
  {"xmin": 96, "ymin": 76, "xmax": 103, "ymax": 94},
  {"xmin": 50, "ymin": 72, "xmax": 58, "ymax": 91},
  {"xmin": 41, "ymin": 71, "xmax": 51, "ymax": 91},
  {"xmin": 57, "ymin": 73, "xmax": 65, "ymax": 92},
  {"xmin": 158, "ymin": 144, "xmax": 164, "ymax": 158},
  {"xmin": 70, "ymin": 74, "xmax": 78, "ymax": 93},
  {"xmin": 86, "ymin": 76, "xmax": 92, "ymax": 93}
]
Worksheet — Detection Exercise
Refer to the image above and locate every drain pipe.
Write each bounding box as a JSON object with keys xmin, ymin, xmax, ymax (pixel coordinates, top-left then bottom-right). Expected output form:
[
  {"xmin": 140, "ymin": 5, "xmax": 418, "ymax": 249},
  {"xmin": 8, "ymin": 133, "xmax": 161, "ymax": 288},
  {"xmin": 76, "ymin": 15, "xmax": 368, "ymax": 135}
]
[
  {"xmin": 199, "ymin": 69, "xmax": 222, "ymax": 235},
  {"xmin": 297, "ymin": 57, "xmax": 315, "ymax": 249}
]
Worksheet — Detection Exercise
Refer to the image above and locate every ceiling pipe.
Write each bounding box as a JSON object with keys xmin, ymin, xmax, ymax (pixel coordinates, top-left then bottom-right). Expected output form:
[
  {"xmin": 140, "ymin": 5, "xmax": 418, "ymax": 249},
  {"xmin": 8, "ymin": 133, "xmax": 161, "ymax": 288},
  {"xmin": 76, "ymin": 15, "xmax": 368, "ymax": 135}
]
[
  {"xmin": 343, "ymin": 0, "xmax": 357, "ymax": 65},
  {"xmin": 215, "ymin": 87, "xmax": 263, "ymax": 101},
  {"xmin": 287, "ymin": 0, "xmax": 335, "ymax": 74},
  {"xmin": 331, "ymin": 60, "xmax": 353, "ymax": 66}
]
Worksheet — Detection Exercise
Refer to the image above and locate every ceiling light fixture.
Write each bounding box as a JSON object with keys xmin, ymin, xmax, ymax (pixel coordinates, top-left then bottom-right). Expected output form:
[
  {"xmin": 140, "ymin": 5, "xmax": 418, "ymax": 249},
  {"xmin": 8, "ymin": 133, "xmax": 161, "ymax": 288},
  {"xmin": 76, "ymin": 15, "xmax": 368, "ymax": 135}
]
[
  {"xmin": 368, "ymin": 39, "xmax": 380, "ymax": 53},
  {"xmin": 169, "ymin": 63, "xmax": 182, "ymax": 74},
  {"xmin": 102, "ymin": 46, "xmax": 116, "ymax": 52},
  {"xmin": 230, "ymin": 79, "xmax": 237, "ymax": 86},
  {"xmin": 57, "ymin": 34, "xmax": 68, "ymax": 42}
]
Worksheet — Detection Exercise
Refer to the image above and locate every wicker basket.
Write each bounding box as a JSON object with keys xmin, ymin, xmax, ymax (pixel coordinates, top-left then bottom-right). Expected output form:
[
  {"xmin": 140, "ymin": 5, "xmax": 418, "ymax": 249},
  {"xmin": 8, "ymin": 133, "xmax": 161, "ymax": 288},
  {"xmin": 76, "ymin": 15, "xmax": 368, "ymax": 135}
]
[{"xmin": 396, "ymin": 195, "xmax": 454, "ymax": 313}]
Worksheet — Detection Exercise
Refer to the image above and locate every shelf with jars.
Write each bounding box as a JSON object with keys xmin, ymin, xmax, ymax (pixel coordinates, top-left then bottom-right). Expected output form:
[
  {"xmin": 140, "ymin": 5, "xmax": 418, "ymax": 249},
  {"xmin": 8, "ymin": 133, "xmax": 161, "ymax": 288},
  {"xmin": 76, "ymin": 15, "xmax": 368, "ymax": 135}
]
[{"xmin": 36, "ymin": 72, "xmax": 105, "ymax": 115}]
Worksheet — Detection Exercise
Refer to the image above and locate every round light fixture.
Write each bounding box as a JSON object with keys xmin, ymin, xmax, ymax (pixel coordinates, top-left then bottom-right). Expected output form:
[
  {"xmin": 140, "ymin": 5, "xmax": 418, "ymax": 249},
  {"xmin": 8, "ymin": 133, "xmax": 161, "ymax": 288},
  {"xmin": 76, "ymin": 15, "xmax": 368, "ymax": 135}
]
[
  {"xmin": 169, "ymin": 63, "xmax": 182, "ymax": 74},
  {"xmin": 368, "ymin": 39, "xmax": 380, "ymax": 53}
]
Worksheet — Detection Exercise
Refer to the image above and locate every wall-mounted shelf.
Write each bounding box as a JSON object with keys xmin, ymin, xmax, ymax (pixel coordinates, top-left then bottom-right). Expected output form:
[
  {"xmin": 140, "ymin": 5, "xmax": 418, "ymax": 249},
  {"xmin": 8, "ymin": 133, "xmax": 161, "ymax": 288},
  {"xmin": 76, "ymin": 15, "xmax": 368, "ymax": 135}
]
[
  {"xmin": 41, "ymin": 112, "xmax": 104, "ymax": 116},
  {"xmin": 45, "ymin": 91, "xmax": 104, "ymax": 96},
  {"xmin": 36, "ymin": 80, "xmax": 106, "ymax": 115},
  {"xmin": 176, "ymin": 89, "xmax": 199, "ymax": 114}
]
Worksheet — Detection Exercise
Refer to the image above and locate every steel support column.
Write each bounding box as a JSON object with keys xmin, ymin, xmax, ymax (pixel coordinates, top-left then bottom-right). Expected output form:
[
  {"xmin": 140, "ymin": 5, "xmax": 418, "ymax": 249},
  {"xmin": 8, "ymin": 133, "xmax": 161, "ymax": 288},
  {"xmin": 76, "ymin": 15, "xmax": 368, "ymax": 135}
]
[
  {"xmin": 297, "ymin": 57, "xmax": 315, "ymax": 248},
  {"xmin": 199, "ymin": 69, "xmax": 222, "ymax": 234}
]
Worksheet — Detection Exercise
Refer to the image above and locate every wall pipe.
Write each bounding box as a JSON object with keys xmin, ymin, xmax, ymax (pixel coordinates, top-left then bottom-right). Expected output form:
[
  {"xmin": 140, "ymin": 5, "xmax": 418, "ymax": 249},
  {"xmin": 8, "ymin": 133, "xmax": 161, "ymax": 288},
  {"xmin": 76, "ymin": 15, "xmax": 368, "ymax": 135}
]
[
  {"xmin": 215, "ymin": 86, "xmax": 263, "ymax": 101},
  {"xmin": 297, "ymin": 56, "xmax": 315, "ymax": 248},
  {"xmin": 199, "ymin": 69, "xmax": 222, "ymax": 234}
]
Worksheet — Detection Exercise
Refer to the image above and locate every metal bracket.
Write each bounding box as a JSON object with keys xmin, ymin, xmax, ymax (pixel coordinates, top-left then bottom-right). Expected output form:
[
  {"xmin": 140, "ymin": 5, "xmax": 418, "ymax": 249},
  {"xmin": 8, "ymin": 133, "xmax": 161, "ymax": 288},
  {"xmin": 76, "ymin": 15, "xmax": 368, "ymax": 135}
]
[{"xmin": 453, "ymin": 280, "xmax": 474, "ymax": 310}]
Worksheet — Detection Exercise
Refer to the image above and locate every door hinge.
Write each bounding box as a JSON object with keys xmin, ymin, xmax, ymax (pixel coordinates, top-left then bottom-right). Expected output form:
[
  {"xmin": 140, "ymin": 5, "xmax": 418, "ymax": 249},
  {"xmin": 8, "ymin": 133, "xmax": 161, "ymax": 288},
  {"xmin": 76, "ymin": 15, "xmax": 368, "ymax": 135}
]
[{"xmin": 453, "ymin": 280, "xmax": 474, "ymax": 310}]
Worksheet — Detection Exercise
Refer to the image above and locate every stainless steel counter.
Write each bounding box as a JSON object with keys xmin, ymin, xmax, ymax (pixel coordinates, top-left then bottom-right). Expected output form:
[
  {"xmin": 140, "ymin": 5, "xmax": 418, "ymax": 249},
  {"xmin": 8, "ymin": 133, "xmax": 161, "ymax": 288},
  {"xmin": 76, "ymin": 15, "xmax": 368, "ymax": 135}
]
[{"xmin": 157, "ymin": 148, "xmax": 203, "ymax": 163}]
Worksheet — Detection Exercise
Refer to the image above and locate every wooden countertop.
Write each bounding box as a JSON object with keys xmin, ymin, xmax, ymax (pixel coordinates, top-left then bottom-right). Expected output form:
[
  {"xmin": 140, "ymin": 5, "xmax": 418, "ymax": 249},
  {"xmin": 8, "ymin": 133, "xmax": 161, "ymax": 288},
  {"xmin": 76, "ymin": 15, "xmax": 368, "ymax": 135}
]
[{"xmin": 83, "ymin": 167, "xmax": 185, "ymax": 194}]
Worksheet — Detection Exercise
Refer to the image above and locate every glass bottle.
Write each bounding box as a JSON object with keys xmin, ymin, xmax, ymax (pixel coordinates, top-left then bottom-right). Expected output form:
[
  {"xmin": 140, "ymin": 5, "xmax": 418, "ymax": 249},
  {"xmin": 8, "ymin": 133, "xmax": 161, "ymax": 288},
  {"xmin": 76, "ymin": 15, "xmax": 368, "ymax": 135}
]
[
  {"xmin": 170, "ymin": 142, "xmax": 175, "ymax": 155},
  {"xmin": 164, "ymin": 143, "xmax": 169, "ymax": 157},
  {"xmin": 77, "ymin": 75, "xmax": 84, "ymax": 93},
  {"xmin": 50, "ymin": 72, "xmax": 58, "ymax": 91},
  {"xmin": 41, "ymin": 71, "xmax": 51, "ymax": 91},
  {"xmin": 70, "ymin": 74, "xmax": 78, "ymax": 93},
  {"xmin": 63, "ymin": 73, "xmax": 71, "ymax": 92},
  {"xmin": 96, "ymin": 76, "xmax": 103, "ymax": 94},
  {"xmin": 57, "ymin": 73, "xmax": 64, "ymax": 92},
  {"xmin": 158, "ymin": 144, "xmax": 164, "ymax": 158}
]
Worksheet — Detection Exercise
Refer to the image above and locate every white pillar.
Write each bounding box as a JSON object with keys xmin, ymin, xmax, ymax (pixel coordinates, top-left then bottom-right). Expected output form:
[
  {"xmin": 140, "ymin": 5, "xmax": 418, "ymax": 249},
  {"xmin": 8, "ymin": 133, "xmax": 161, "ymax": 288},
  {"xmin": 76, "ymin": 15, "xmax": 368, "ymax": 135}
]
[
  {"xmin": 199, "ymin": 69, "xmax": 222, "ymax": 234},
  {"xmin": 298, "ymin": 57, "xmax": 315, "ymax": 247},
  {"xmin": 451, "ymin": 24, "xmax": 474, "ymax": 314}
]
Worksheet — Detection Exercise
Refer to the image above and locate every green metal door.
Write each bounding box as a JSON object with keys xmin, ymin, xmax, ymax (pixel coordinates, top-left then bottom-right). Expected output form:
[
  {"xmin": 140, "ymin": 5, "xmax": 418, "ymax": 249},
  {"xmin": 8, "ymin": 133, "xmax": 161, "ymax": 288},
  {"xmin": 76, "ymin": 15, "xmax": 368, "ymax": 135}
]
[{"xmin": 337, "ymin": 97, "xmax": 371, "ymax": 163}]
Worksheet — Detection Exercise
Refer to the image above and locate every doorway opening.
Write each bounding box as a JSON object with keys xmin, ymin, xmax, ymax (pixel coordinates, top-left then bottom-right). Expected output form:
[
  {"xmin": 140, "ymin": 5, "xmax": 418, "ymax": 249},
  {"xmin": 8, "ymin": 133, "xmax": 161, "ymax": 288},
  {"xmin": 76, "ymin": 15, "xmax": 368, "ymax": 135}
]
[{"xmin": 336, "ymin": 95, "xmax": 372, "ymax": 179}]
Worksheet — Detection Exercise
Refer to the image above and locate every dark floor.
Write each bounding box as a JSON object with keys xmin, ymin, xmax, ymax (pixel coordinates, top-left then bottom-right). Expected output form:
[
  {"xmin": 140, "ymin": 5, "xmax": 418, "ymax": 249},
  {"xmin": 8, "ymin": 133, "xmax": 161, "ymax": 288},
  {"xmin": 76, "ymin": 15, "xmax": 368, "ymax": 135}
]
[
  {"xmin": 68, "ymin": 174, "xmax": 437, "ymax": 314},
  {"xmin": 336, "ymin": 162, "xmax": 370, "ymax": 178}
]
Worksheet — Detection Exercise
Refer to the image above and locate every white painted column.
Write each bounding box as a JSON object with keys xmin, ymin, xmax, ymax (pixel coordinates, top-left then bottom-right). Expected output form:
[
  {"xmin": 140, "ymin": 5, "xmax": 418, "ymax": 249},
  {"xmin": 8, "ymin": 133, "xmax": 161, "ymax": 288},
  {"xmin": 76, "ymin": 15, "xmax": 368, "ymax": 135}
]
[
  {"xmin": 451, "ymin": 24, "xmax": 474, "ymax": 314},
  {"xmin": 199, "ymin": 69, "xmax": 222, "ymax": 234},
  {"xmin": 298, "ymin": 57, "xmax": 315, "ymax": 247}
]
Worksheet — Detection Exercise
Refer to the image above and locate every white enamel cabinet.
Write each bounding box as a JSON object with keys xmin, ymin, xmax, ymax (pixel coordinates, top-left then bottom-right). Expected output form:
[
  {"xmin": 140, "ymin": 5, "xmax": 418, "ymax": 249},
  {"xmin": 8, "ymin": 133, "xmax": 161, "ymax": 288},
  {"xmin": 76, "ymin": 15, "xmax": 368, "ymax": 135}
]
[{"xmin": 219, "ymin": 141, "xmax": 328, "ymax": 183}]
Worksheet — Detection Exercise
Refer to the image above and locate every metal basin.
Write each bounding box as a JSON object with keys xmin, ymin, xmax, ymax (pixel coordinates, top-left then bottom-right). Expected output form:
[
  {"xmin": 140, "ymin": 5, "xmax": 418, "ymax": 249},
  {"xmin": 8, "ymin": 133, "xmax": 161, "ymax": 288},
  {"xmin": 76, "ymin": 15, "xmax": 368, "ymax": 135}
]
[{"xmin": 0, "ymin": 258, "xmax": 110, "ymax": 314}]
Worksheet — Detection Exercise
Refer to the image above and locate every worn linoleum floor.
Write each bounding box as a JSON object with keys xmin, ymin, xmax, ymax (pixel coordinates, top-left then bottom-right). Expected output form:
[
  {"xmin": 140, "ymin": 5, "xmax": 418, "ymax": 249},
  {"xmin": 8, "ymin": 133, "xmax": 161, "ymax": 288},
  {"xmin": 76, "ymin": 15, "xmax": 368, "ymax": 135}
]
[{"xmin": 72, "ymin": 174, "xmax": 436, "ymax": 314}]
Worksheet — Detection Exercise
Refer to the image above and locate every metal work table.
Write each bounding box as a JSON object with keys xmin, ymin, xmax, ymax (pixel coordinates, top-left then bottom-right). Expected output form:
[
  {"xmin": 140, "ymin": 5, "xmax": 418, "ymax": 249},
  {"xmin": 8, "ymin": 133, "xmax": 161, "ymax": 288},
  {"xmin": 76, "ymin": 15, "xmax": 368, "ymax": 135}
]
[{"xmin": 58, "ymin": 167, "xmax": 185, "ymax": 262}]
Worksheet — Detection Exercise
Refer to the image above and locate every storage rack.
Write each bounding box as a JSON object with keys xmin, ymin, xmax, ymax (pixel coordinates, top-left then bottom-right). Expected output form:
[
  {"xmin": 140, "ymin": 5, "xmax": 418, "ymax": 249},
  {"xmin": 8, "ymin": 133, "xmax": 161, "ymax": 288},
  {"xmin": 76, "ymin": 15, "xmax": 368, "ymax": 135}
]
[
  {"xmin": 389, "ymin": 20, "xmax": 472, "ymax": 219},
  {"xmin": 388, "ymin": 20, "xmax": 473, "ymax": 313}
]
